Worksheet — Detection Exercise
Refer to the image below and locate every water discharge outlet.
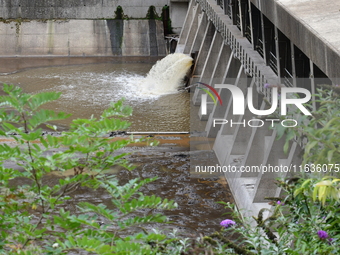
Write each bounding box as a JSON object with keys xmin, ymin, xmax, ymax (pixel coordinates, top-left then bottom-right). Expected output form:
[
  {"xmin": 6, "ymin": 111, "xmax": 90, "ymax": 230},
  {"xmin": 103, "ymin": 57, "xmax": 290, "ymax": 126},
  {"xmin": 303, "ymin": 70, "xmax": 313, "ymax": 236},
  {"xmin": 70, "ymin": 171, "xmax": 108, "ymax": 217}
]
[{"xmin": 139, "ymin": 53, "xmax": 193, "ymax": 95}]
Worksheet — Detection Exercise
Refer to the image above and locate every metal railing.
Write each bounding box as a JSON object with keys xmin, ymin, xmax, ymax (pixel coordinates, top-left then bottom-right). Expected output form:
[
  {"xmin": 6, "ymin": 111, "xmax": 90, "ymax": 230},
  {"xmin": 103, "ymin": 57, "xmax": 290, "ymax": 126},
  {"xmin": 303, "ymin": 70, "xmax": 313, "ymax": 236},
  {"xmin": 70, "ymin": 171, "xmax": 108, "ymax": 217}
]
[
  {"xmin": 283, "ymin": 68, "xmax": 294, "ymax": 87},
  {"xmin": 236, "ymin": 13, "xmax": 241, "ymax": 31},
  {"xmin": 227, "ymin": 2, "xmax": 232, "ymax": 18},
  {"xmin": 269, "ymin": 51, "xmax": 278, "ymax": 75},
  {"xmin": 245, "ymin": 25, "xmax": 252, "ymax": 43},
  {"xmin": 256, "ymin": 38, "xmax": 264, "ymax": 58},
  {"xmin": 197, "ymin": 0, "xmax": 277, "ymax": 101},
  {"xmin": 216, "ymin": 0, "xmax": 224, "ymax": 9}
]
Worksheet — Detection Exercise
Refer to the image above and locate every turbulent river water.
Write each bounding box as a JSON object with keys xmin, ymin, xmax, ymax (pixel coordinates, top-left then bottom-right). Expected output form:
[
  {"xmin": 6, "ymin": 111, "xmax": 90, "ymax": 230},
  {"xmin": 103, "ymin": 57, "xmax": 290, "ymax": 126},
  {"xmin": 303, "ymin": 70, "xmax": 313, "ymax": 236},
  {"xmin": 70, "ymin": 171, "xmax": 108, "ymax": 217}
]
[
  {"xmin": 0, "ymin": 54, "xmax": 192, "ymax": 132},
  {"xmin": 0, "ymin": 56, "xmax": 234, "ymax": 247}
]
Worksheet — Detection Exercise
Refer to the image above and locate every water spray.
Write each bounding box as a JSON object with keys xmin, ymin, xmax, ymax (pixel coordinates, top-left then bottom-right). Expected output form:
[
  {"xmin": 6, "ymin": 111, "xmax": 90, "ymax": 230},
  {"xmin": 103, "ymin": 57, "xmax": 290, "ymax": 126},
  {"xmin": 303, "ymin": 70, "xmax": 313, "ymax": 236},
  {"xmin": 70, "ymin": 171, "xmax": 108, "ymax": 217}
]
[{"xmin": 139, "ymin": 53, "xmax": 193, "ymax": 95}]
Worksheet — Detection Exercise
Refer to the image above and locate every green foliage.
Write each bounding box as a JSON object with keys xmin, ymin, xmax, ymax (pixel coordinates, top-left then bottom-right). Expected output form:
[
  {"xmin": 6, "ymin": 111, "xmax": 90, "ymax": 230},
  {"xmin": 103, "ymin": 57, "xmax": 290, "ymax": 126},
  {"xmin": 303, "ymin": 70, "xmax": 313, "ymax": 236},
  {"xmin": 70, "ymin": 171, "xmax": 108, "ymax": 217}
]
[
  {"xmin": 299, "ymin": 88, "xmax": 340, "ymax": 166},
  {"xmin": 146, "ymin": 6, "xmax": 159, "ymax": 20},
  {"xmin": 312, "ymin": 177, "xmax": 340, "ymax": 205},
  {"xmin": 272, "ymin": 87, "xmax": 340, "ymax": 166},
  {"xmin": 0, "ymin": 84, "xmax": 181, "ymax": 254},
  {"xmin": 0, "ymin": 83, "xmax": 250, "ymax": 255},
  {"xmin": 271, "ymin": 86, "xmax": 340, "ymax": 206},
  {"xmin": 114, "ymin": 6, "xmax": 124, "ymax": 20},
  {"xmin": 10, "ymin": 82, "xmax": 340, "ymax": 254},
  {"xmin": 209, "ymin": 87, "xmax": 340, "ymax": 254},
  {"xmin": 219, "ymin": 181, "xmax": 340, "ymax": 255}
]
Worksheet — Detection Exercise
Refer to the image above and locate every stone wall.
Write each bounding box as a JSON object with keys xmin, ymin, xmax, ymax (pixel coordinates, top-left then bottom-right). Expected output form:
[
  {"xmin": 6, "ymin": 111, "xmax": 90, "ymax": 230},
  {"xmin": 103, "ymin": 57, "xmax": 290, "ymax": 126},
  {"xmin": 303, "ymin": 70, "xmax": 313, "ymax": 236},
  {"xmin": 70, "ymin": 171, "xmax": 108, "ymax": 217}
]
[{"xmin": 0, "ymin": 19, "xmax": 167, "ymax": 56}]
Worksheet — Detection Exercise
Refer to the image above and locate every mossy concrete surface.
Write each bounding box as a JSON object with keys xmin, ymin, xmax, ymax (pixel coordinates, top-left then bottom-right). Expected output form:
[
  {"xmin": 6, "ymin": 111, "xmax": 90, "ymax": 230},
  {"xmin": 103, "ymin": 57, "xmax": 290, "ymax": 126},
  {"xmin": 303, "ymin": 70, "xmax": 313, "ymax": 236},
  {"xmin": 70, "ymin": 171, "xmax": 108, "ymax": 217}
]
[
  {"xmin": 0, "ymin": 19, "xmax": 167, "ymax": 57},
  {"xmin": 0, "ymin": 0, "xmax": 170, "ymax": 19}
]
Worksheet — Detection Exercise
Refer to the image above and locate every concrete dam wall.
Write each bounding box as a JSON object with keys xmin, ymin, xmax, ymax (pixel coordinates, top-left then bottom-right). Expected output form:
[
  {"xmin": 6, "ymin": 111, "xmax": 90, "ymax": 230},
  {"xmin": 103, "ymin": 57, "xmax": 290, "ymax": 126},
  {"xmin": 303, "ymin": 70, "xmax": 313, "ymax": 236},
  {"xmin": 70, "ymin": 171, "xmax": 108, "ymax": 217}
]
[
  {"xmin": 0, "ymin": 0, "xmax": 170, "ymax": 19},
  {"xmin": 0, "ymin": 19, "xmax": 167, "ymax": 56},
  {"xmin": 0, "ymin": 0, "xmax": 190, "ymax": 34},
  {"xmin": 178, "ymin": 0, "xmax": 338, "ymax": 216},
  {"xmin": 0, "ymin": 0, "xmax": 191, "ymax": 56}
]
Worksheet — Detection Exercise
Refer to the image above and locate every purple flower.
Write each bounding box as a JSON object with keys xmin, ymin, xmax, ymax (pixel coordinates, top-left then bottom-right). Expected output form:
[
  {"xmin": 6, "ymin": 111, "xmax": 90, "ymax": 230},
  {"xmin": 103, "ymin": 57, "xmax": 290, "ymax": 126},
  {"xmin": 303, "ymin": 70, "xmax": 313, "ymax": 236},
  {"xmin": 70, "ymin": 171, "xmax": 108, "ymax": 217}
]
[
  {"xmin": 317, "ymin": 230, "xmax": 329, "ymax": 239},
  {"xmin": 220, "ymin": 219, "xmax": 236, "ymax": 228},
  {"xmin": 277, "ymin": 201, "xmax": 284, "ymax": 205},
  {"xmin": 264, "ymin": 83, "xmax": 270, "ymax": 88}
]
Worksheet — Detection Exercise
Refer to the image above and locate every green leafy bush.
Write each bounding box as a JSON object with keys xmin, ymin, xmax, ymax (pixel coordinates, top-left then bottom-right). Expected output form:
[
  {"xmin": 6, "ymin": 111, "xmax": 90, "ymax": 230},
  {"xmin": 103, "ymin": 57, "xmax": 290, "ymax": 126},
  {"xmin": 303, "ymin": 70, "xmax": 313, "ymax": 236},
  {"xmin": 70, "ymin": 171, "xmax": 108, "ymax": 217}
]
[
  {"xmin": 0, "ymin": 84, "xmax": 178, "ymax": 254},
  {"xmin": 217, "ymin": 177, "xmax": 340, "ymax": 254},
  {"xmin": 211, "ymin": 86, "xmax": 340, "ymax": 254},
  {"xmin": 272, "ymin": 86, "xmax": 340, "ymax": 165}
]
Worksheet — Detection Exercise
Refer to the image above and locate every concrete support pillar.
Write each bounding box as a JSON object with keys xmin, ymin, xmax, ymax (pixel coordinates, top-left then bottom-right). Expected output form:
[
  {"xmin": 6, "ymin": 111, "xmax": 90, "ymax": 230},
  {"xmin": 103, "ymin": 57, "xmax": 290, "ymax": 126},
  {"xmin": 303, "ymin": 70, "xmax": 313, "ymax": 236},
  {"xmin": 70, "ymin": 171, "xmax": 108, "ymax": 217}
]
[
  {"xmin": 190, "ymin": 21, "xmax": 215, "ymax": 83},
  {"xmin": 218, "ymin": 73, "xmax": 251, "ymax": 167},
  {"xmin": 252, "ymin": 132, "xmax": 284, "ymax": 203},
  {"xmin": 189, "ymin": 13, "xmax": 208, "ymax": 54},
  {"xmin": 247, "ymin": 0, "xmax": 254, "ymax": 48},
  {"xmin": 183, "ymin": 4, "xmax": 201, "ymax": 54},
  {"xmin": 309, "ymin": 59, "xmax": 317, "ymax": 111},
  {"xmin": 192, "ymin": 29, "xmax": 220, "ymax": 105},
  {"xmin": 240, "ymin": 101, "xmax": 271, "ymax": 178},
  {"xmin": 260, "ymin": 12, "xmax": 268, "ymax": 65},
  {"xmin": 290, "ymin": 41, "xmax": 297, "ymax": 87},
  {"xmin": 252, "ymin": 136, "xmax": 303, "ymax": 203},
  {"xmin": 274, "ymin": 27, "xmax": 281, "ymax": 78},
  {"xmin": 205, "ymin": 42, "xmax": 233, "ymax": 136},
  {"xmin": 170, "ymin": 1, "xmax": 190, "ymax": 34},
  {"xmin": 213, "ymin": 65, "xmax": 244, "ymax": 163},
  {"xmin": 238, "ymin": 0, "xmax": 244, "ymax": 35},
  {"xmin": 200, "ymin": 30, "xmax": 224, "ymax": 83},
  {"xmin": 223, "ymin": 0, "xmax": 229, "ymax": 15},
  {"xmin": 178, "ymin": 0, "xmax": 197, "ymax": 46}
]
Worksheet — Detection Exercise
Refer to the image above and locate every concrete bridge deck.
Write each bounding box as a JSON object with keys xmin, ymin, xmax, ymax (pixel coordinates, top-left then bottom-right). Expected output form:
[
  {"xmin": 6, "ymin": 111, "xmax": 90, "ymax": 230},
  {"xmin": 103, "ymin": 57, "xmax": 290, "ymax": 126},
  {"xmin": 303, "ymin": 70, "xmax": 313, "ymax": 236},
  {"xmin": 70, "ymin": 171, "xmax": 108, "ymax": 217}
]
[{"xmin": 250, "ymin": 0, "xmax": 340, "ymax": 84}]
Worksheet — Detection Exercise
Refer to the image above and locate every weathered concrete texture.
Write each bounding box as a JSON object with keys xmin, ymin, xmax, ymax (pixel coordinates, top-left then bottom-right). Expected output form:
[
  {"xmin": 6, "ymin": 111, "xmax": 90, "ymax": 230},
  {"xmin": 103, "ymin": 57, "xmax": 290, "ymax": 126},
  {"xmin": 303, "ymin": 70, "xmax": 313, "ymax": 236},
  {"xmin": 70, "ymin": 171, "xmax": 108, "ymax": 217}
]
[
  {"xmin": 0, "ymin": 19, "xmax": 166, "ymax": 56},
  {"xmin": 107, "ymin": 20, "xmax": 124, "ymax": 56},
  {"xmin": 250, "ymin": 0, "xmax": 340, "ymax": 84},
  {"xmin": 0, "ymin": 0, "xmax": 170, "ymax": 19},
  {"xmin": 177, "ymin": 0, "xmax": 195, "ymax": 46},
  {"xmin": 170, "ymin": 1, "xmax": 189, "ymax": 34},
  {"xmin": 121, "ymin": 20, "xmax": 166, "ymax": 56}
]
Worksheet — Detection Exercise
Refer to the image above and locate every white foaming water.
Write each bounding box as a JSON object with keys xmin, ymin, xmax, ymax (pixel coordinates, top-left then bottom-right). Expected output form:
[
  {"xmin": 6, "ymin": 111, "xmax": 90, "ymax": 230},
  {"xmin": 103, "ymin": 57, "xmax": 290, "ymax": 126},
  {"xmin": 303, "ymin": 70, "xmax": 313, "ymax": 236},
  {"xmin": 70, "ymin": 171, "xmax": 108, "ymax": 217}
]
[
  {"xmin": 138, "ymin": 53, "xmax": 193, "ymax": 96},
  {"xmin": 1, "ymin": 54, "xmax": 193, "ymax": 103},
  {"xmin": 0, "ymin": 61, "xmax": 191, "ymax": 131}
]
